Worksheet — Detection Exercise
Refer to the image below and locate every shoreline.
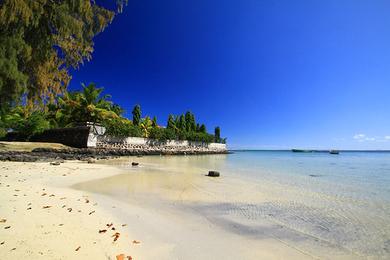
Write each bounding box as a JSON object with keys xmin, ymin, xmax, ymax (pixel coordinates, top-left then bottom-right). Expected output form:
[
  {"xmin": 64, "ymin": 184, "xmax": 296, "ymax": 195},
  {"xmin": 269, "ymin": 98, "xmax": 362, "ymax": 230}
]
[
  {"xmin": 0, "ymin": 160, "xmax": 315, "ymax": 260},
  {"xmin": 1, "ymin": 155, "xmax": 367, "ymax": 259},
  {"xmin": 0, "ymin": 147, "xmax": 230, "ymax": 163}
]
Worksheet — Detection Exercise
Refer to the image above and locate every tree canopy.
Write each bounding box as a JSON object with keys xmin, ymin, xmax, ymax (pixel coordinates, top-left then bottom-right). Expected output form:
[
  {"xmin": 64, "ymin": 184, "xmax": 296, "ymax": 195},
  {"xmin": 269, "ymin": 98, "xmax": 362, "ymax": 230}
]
[
  {"xmin": 0, "ymin": 0, "xmax": 126, "ymax": 112},
  {"xmin": 132, "ymin": 105, "xmax": 141, "ymax": 126}
]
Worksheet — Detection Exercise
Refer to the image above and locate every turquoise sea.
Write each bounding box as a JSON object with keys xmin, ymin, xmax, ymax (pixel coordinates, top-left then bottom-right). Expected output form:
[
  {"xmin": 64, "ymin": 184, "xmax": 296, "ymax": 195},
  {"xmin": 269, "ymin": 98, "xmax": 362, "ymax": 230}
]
[
  {"xmin": 79, "ymin": 150, "xmax": 390, "ymax": 259},
  {"xmin": 220, "ymin": 150, "xmax": 390, "ymax": 257}
]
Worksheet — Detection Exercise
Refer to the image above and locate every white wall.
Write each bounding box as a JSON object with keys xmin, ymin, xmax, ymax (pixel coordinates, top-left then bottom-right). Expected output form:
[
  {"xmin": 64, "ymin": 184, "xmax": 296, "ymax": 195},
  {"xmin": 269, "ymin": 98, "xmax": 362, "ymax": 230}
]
[{"xmin": 94, "ymin": 135, "xmax": 227, "ymax": 150}]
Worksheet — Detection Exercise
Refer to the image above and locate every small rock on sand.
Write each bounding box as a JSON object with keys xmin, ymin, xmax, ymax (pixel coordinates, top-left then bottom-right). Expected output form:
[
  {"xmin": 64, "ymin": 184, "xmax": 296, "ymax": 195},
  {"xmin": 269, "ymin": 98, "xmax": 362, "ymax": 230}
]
[
  {"xmin": 50, "ymin": 162, "xmax": 61, "ymax": 166},
  {"xmin": 207, "ymin": 171, "xmax": 220, "ymax": 177}
]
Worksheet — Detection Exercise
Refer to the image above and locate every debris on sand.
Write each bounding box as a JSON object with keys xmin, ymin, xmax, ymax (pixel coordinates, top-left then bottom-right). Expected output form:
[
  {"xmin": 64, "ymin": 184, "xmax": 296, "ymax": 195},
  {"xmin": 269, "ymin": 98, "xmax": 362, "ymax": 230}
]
[
  {"xmin": 116, "ymin": 254, "xmax": 125, "ymax": 260},
  {"xmin": 116, "ymin": 254, "xmax": 132, "ymax": 260},
  {"xmin": 112, "ymin": 232, "xmax": 120, "ymax": 242}
]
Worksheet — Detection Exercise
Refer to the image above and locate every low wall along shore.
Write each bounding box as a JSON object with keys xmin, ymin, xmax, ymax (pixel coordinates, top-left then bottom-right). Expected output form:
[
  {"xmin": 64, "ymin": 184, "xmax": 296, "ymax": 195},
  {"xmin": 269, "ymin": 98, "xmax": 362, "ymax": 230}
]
[
  {"xmin": 95, "ymin": 136, "xmax": 227, "ymax": 154},
  {"xmin": 5, "ymin": 125, "xmax": 227, "ymax": 154}
]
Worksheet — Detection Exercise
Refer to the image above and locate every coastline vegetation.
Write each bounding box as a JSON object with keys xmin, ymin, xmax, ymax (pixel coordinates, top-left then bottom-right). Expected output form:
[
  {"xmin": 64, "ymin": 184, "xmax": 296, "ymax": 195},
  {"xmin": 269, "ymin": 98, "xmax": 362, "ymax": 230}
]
[
  {"xmin": 0, "ymin": 1, "xmax": 225, "ymax": 144},
  {"xmin": 0, "ymin": 83, "xmax": 226, "ymax": 143}
]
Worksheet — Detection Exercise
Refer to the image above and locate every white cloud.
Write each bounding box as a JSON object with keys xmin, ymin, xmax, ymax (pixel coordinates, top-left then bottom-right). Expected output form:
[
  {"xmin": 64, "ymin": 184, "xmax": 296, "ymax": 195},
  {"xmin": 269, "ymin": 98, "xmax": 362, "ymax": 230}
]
[
  {"xmin": 385, "ymin": 136, "xmax": 390, "ymax": 140},
  {"xmin": 353, "ymin": 134, "xmax": 365, "ymax": 140},
  {"xmin": 353, "ymin": 134, "xmax": 376, "ymax": 142}
]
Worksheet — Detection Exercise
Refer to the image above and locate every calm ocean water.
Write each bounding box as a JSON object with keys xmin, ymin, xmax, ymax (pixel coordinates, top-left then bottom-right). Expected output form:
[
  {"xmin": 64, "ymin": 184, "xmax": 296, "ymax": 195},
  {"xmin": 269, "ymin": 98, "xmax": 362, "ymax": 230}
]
[
  {"xmin": 87, "ymin": 150, "xmax": 390, "ymax": 258},
  {"xmin": 219, "ymin": 151, "xmax": 390, "ymax": 257},
  {"xmin": 226, "ymin": 150, "xmax": 390, "ymax": 201}
]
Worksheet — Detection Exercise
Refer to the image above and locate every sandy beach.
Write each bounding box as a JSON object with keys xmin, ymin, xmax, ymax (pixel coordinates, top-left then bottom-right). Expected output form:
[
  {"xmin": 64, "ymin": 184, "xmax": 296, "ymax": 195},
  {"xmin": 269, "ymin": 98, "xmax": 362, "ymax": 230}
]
[
  {"xmin": 0, "ymin": 161, "xmax": 148, "ymax": 259},
  {"xmin": 0, "ymin": 153, "xmax": 370, "ymax": 260},
  {"xmin": 0, "ymin": 160, "xmax": 311, "ymax": 260}
]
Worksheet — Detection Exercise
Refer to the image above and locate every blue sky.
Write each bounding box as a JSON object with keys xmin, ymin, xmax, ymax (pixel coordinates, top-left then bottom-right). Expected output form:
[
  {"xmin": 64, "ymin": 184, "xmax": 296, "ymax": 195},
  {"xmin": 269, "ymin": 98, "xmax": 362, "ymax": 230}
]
[{"xmin": 69, "ymin": 0, "xmax": 390, "ymax": 150}]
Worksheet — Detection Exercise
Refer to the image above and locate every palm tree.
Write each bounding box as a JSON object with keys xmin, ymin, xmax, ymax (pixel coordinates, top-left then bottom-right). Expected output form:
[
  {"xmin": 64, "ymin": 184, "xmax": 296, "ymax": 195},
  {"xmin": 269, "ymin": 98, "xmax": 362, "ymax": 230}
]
[
  {"xmin": 54, "ymin": 82, "xmax": 120, "ymax": 127},
  {"xmin": 140, "ymin": 116, "xmax": 153, "ymax": 138}
]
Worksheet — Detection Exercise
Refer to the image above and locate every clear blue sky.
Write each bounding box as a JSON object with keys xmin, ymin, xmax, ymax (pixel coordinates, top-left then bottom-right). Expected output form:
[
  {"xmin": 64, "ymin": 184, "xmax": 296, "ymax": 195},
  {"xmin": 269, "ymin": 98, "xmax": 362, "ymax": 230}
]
[{"xmin": 69, "ymin": 0, "xmax": 390, "ymax": 150}]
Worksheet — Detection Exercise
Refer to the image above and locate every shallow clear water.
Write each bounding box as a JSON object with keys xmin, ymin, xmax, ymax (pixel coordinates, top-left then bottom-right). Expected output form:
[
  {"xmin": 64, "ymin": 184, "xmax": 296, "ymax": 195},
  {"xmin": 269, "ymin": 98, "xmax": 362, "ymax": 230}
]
[
  {"xmin": 221, "ymin": 151, "xmax": 390, "ymax": 257},
  {"xmin": 82, "ymin": 151, "xmax": 390, "ymax": 258}
]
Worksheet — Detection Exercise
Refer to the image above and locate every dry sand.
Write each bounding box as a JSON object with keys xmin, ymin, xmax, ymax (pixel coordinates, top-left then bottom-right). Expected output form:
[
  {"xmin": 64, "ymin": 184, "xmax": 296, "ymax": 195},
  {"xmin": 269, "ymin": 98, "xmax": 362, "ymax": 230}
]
[
  {"xmin": 0, "ymin": 161, "xmax": 143, "ymax": 259},
  {"xmin": 0, "ymin": 141, "xmax": 70, "ymax": 152}
]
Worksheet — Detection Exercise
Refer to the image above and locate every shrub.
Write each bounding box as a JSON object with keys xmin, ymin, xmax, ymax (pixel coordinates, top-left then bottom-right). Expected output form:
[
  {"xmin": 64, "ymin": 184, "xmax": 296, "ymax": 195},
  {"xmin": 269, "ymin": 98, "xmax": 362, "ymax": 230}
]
[
  {"xmin": 149, "ymin": 127, "xmax": 177, "ymax": 142},
  {"xmin": 0, "ymin": 127, "xmax": 6, "ymax": 139},
  {"xmin": 103, "ymin": 118, "xmax": 142, "ymax": 137},
  {"xmin": 3, "ymin": 110, "xmax": 50, "ymax": 140},
  {"xmin": 186, "ymin": 131, "xmax": 215, "ymax": 143},
  {"xmin": 24, "ymin": 112, "xmax": 50, "ymax": 138},
  {"xmin": 128, "ymin": 125, "xmax": 143, "ymax": 137}
]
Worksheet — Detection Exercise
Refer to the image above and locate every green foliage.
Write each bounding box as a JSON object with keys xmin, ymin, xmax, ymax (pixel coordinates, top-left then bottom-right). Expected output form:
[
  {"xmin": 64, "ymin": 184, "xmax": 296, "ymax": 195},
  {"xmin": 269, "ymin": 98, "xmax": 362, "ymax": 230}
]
[
  {"xmin": 152, "ymin": 116, "xmax": 158, "ymax": 127},
  {"xmin": 0, "ymin": 116, "xmax": 6, "ymax": 139},
  {"xmin": 132, "ymin": 105, "xmax": 141, "ymax": 126},
  {"xmin": 52, "ymin": 82, "xmax": 120, "ymax": 127},
  {"xmin": 3, "ymin": 106, "xmax": 49, "ymax": 139},
  {"xmin": 214, "ymin": 126, "xmax": 221, "ymax": 143},
  {"xmin": 103, "ymin": 118, "xmax": 142, "ymax": 138},
  {"xmin": 0, "ymin": 0, "xmax": 126, "ymax": 111},
  {"xmin": 140, "ymin": 116, "xmax": 153, "ymax": 138},
  {"xmin": 149, "ymin": 127, "xmax": 176, "ymax": 142},
  {"xmin": 0, "ymin": 128, "xmax": 6, "ymax": 139},
  {"xmin": 167, "ymin": 114, "xmax": 175, "ymax": 130},
  {"xmin": 199, "ymin": 124, "xmax": 206, "ymax": 133},
  {"xmin": 0, "ymin": 79, "xmax": 225, "ymax": 143},
  {"xmin": 185, "ymin": 111, "xmax": 196, "ymax": 132},
  {"xmin": 186, "ymin": 132, "xmax": 215, "ymax": 143},
  {"xmin": 178, "ymin": 115, "xmax": 186, "ymax": 131}
]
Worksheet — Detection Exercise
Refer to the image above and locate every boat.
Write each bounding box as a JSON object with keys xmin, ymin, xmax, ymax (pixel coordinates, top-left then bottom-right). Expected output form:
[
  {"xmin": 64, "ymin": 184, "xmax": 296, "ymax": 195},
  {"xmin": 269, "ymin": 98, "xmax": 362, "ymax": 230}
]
[{"xmin": 329, "ymin": 150, "xmax": 339, "ymax": 154}]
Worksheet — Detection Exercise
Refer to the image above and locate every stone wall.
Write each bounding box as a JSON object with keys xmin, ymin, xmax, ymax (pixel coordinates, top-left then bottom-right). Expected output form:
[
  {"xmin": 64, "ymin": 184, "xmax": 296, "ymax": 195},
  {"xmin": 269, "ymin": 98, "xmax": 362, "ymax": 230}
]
[
  {"xmin": 6, "ymin": 124, "xmax": 227, "ymax": 154},
  {"xmin": 5, "ymin": 126, "xmax": 91, "ymax": 148},
  {"xmin": 95, "ymin": 136, "xmax": 227, "ymax": 154}
]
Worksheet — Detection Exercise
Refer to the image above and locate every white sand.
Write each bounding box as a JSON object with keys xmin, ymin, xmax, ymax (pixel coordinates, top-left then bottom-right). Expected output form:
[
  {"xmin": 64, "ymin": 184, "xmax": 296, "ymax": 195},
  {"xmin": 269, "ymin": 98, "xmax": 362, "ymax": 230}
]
[
  {"xmin": 0, "ymin": 161, "xmax": 143, "ymax": 259},
  {"xmin": 0, "ymin": 159, "xmax": 358, "ymax": 259}
]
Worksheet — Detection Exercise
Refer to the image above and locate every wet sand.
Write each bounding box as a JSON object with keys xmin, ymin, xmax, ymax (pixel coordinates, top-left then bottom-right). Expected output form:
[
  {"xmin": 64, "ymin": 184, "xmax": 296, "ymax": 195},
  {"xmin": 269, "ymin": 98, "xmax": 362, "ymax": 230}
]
[{"xmin": 74, "ymin": 156, "xmax": 363, "ymax": 259}]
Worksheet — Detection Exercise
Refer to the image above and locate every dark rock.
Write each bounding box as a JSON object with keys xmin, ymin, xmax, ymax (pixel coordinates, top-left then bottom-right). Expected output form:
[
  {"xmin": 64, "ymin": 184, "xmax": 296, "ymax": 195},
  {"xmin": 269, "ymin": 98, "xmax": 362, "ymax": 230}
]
[
  {"xmin": 207, "ymin": 171, "xmax": 220, "ymax": 177},
  {"xmin": 87, "ymin": 159, "xmax": 95, "ymax": 164},
  {"xmin": 132, "ymin": 162, "xmax": 139, "ymax": 166},
  {"xmin": 50, "ymin": 161, "xmax": 61, "ymax": 166}
]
